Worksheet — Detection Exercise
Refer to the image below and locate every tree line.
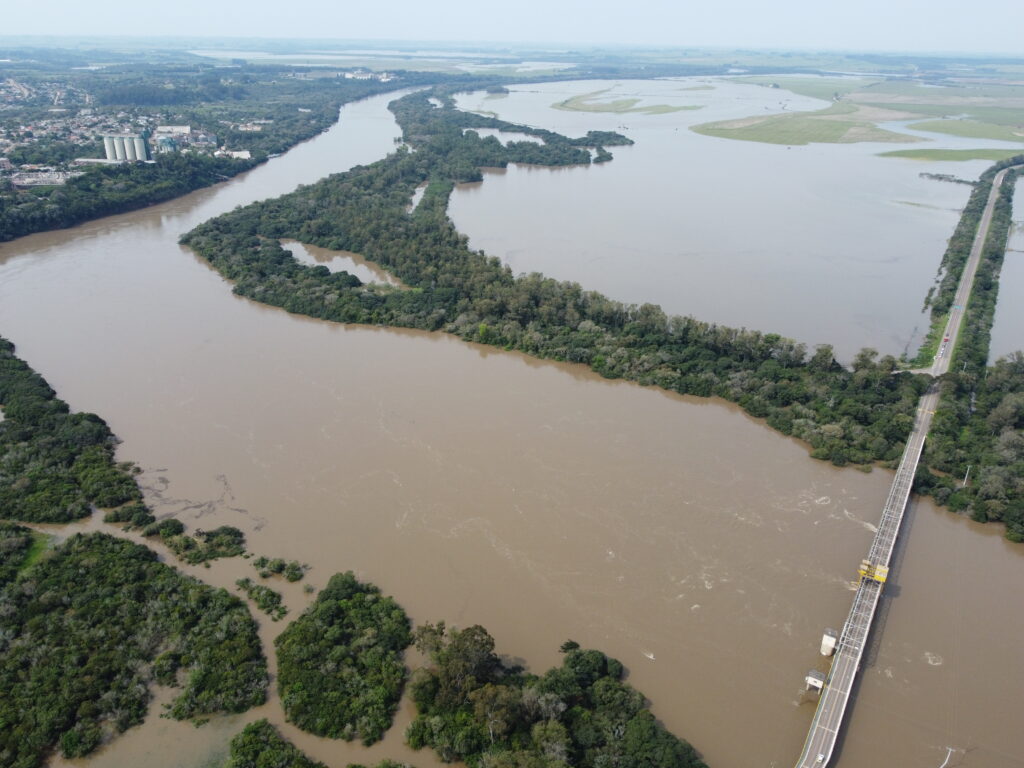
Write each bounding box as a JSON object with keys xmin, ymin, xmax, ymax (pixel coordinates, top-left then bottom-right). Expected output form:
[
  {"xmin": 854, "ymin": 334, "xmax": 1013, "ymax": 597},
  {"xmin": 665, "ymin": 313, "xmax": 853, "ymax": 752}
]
[
  {"xmin": 915, "ymin": 164, "xmax": 1024, "ymax": 540},
  {"xmin": 182, "ymin": 88, "xmax": 931, "ymax": 474},
  {"xmin": 407, "ymin": 625, "xmax": 707, "ymax": 768},
  {"xmin": 0, "ymin": 335, "xmax": 142, "ymax": 522}
]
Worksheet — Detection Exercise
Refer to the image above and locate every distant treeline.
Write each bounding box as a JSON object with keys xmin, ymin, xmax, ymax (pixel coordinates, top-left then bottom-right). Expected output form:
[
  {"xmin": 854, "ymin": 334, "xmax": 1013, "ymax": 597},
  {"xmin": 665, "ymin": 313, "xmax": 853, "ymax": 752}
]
[
  {"xmin": 0, "ymin": 71, "xmax": 450, "ymax": 243},
  {"xmin": 0, "ymin": 153, "xmax": 257, "ymax": 242}
]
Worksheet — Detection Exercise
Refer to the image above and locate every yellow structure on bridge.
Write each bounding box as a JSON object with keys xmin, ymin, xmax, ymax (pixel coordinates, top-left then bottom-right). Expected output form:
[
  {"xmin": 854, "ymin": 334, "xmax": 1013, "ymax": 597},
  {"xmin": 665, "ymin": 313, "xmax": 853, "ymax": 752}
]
[{"xmin": 857, "ymin": 560, "xmax": 889, "ymax": 584}]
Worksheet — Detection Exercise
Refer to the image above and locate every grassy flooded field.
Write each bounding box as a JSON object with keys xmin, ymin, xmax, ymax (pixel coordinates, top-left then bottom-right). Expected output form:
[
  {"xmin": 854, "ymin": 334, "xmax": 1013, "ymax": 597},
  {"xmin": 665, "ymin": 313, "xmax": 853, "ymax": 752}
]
[
  {"xmin": 879, "ymin": 148, "xmax": 1024, "ymax": 161},
  {"xmin": 694, "ymin": 75, "xmax": 1024, "ymax": 156},
  {"xmin": 692, "ymin": 101, "xmax": 917, "ymax": 145},
  {"xmin": 552, "ymin": 87, "xmax": 700, "ymax": 114},
  {"xmin": 734, "ymin": 75, "xmax": 882, "ymax": 101},
  {"xmin": 906, "ymin": 119, "xmax": 1024, "ymax": 143}
]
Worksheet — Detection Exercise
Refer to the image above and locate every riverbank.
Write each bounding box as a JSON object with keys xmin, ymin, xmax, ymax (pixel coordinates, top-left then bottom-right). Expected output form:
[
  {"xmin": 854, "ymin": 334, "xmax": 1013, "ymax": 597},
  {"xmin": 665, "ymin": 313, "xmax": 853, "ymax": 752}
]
[{"xmin": 0, "ymin": 80, "xmax": 418, "ymax": 243}]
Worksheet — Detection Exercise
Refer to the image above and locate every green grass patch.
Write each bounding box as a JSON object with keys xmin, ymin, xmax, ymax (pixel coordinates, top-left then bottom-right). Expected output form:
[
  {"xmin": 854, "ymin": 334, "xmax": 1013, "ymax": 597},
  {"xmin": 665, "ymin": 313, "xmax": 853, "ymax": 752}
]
[
  {"xmin": 552, "ymin": 88, "xmax": 699, "ymax": 115},
  {"xmin": 734, "ymin": 75, "xmax": 880, "ymax": 101},
  {"xmin": 20, "ymin": 531, "xmax": 49, "ymax": 572},
  {"xmin": 906, "ymin": 312, "xmax": 948, "ymax": 367},
  {"xmin": 880, "ymin": 148, "xmax": 1024, "ymax": 162},
  {"xmin": 692, "ymin": 102, "xmax": 913, "ymax": 145},
  {"xmin": 907, "ymin": 119, "xmax": 1024, "ymax": 143}
]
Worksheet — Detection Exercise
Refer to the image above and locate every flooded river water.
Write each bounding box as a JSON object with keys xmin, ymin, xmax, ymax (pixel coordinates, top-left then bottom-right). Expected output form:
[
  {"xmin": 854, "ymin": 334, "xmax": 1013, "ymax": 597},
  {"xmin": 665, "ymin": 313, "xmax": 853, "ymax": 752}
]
[
  {"xmin": 990, "ymin": 179, "xmax": 1024, "ymax": 363},
  {"xmin": 1, "ymin": 85, "xmax": 1022, "ymax": 768},
  {"xmin": 449, "ymin": 80, "xmax": 1012, "ymax": 363}
]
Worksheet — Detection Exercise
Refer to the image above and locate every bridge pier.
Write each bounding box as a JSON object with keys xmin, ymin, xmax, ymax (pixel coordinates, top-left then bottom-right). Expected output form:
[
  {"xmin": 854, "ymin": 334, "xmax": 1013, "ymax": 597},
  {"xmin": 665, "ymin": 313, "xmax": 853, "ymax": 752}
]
[
  {"xmin": 820, "ymin": 628, "xmax": 838, "ymax": 656},
  {"xmin": 805, "ymin": 670, "xmax": 826, "ymax": 691}
]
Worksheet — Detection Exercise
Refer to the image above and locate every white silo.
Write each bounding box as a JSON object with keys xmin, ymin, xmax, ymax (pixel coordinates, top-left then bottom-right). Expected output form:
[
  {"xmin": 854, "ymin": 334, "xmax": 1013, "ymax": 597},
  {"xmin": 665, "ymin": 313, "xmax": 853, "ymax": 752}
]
[
  {"xmin": 133, "ymin": 136, "xmax": 148, "ymax": 161},
  {"xmin": 112, "ymin": 137, "xmax": 126, "ymax": 161},
  {"xmin": 103, "ymin": 136, "xmax": 117, "ymax": 160},
  {"xmin": 124, "ymin": 137, "xmax": 138, "ymax": 161}
]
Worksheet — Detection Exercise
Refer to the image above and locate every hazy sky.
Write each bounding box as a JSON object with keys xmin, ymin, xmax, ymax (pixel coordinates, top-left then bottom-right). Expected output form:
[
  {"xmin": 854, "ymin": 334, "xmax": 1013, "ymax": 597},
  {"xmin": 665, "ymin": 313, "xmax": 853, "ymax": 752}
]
[{"xmin": 5, "ymin": 0, "xmax": 1024, "ymax": 55}]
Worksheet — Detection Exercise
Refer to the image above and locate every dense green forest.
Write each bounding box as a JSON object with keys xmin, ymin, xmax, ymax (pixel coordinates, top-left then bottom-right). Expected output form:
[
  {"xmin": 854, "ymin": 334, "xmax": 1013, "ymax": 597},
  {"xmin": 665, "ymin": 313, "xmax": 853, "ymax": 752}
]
[
  {"xmin": 0, "ymin": 335, "xmax": 142, "ymax": 522},
  {"xmin": 275, "ymin": 571, "xmax": 412, "ymax": 744},
  {"xmin": 0, "ymin": 533, "xmax": 268, "ymax": 768},
  {"xmin": 407, "ymin": 626, "xmax": 707, "ymax": 768},
  {"xmin": 225, "ymin": 719, "xmax": 326, "ymax": 768},
  {"xmin": 915, "ymin": 166, "xmax": 1024, "ymax": 540},
  {"xmin": 224, "ymin": 718, "xmax": 414, "ymax": 768},
  {"xmin": 182, "ymin": 89, "xmax": 929, "ymax": 469}
]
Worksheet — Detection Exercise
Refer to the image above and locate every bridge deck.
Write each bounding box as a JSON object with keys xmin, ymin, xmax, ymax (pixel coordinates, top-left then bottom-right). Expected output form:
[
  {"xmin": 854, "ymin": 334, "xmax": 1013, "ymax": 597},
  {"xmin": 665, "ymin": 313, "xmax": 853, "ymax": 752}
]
[
  {"xmin": 793, "ymin": 165, "xmax": 1019, "ymax": 768},
  {"xmin": 794, "ymin": 395, "xmax": 932, "ymax": 768}
]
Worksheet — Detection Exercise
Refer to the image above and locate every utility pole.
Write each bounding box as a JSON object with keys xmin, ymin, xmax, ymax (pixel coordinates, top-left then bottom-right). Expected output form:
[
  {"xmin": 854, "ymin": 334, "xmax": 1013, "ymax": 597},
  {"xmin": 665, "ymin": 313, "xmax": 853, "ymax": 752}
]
[{"xmin": 962, "ymin": 465, "xmax": 971, "ymax": 488}]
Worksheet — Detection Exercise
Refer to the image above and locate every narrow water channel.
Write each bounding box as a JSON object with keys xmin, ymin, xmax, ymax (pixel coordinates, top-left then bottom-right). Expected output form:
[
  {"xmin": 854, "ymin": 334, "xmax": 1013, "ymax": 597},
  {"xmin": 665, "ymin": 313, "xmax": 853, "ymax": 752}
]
[{"xmin": 989, "ymin": 177, "xmax": 1024, "ymax": 362}]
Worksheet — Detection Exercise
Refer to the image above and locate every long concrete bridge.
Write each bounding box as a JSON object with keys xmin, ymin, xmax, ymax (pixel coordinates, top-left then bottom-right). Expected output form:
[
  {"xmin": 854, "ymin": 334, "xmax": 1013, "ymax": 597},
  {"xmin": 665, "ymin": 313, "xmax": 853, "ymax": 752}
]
[{"xmin": 794, "ymin": 165, "xmax": 1018, "ymax": 768}]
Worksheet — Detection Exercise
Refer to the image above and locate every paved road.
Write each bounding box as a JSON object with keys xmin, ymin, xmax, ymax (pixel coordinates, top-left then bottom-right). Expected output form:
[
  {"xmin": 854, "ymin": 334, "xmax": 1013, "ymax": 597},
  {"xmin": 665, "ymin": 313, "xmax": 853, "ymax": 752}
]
[
  {"xmin": 793, "ymin": 165, "xmax": 1018, "ymax": 768},
  {"xmin": 930, "ymin": 166, "xmax": 1015, "ymax": 376}
]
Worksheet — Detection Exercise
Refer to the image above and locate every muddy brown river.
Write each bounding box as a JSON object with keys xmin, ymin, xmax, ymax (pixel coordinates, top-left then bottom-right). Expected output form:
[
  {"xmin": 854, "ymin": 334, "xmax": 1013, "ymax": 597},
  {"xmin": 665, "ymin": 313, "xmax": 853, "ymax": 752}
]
[{"xmin": 1, "ymin": 85, "xmax": 1022, "ymax": 768}]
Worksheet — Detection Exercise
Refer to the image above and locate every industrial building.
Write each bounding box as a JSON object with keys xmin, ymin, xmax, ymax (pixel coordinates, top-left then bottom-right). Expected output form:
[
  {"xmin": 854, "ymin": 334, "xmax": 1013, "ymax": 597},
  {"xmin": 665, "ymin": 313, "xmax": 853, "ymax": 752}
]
[{"xmin": 102, "ymin": 134, "xmax": 150, "ymax": 162}]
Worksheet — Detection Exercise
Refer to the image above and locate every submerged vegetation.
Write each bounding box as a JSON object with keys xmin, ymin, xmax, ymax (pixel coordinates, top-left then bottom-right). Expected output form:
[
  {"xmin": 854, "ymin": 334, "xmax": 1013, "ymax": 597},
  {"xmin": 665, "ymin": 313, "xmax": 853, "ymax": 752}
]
[
  {"xmin": 226, "ymin": 720, "xmax": 326, "ymax": 768},
  {"xmin": 552, "ymin": 88, "xmax": 699, "ymax": 115},
  {"xmin": 692, "ymin": 101, "xmax": 913, "ymax": 145},
  {"xmin": 407, "ymin": 626, "xmax": 707, "ymax": 768},
  {"xmin": 254, "ymin": 554, "xmax": 308, "ymax": 581},
  {"xmin": 0, "ymin": 335, "xmax": 142, "ymax": 523},
  {"xmin": 236, "ymin": 576, "xmax": 288, "ymax": 621},
  {"xmin": 0, "ymin": 533, "xmax": 267, "ymax": 767},
  {"xmin": 163, "ymin": 524, "xmax": 247, "ymax": 564},
  {"xmin": 879, "ymin": 148, "xmax": 1024, "ymax": 162},
  {"xmin": 275, "ymin": 571, "xmax": 412, "ymax": 744}
]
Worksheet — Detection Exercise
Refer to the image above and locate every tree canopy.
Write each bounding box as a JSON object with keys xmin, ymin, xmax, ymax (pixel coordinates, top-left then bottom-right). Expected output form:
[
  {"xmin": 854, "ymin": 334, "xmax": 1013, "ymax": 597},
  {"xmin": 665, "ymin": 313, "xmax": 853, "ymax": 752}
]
[
  {"xmin": 407, "ymin": 623, "xmax": 707, "ymax": 768},
  {"xmin": 0, "ymin": 533, "xmax": 268, "ymax": 768},
  {"xmin": 275, "ymin": 571, "xmax": 412, "ymax": 744}
]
